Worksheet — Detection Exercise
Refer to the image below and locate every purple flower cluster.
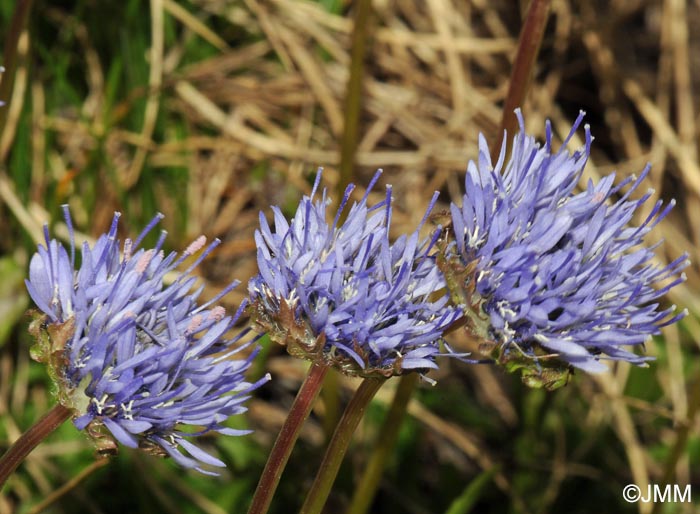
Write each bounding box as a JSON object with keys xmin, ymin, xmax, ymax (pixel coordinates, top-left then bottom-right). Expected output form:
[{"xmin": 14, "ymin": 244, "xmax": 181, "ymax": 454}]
[
  {"xmin": 249, "ymin": 170, "xmax": 462, "ymax": 378},
  {"xmin": 450, "ymin": 110, "xmax": 688, "ymax": 373},
  {"xmin": 26, "ymin": 207, "xmax": 268, "ymax": 474},
  {"xmin": 22, "ymin": 106, "xmax": 689, "ymax": 479}
]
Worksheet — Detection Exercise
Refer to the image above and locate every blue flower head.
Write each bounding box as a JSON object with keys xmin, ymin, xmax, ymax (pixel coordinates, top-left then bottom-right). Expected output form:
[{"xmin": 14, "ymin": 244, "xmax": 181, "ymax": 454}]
[
  {"xmin": 26, "ymin": 207, "xmax": 269, "ymax": 474},
  {"xmin": 447, "ymin": 110, "xmax": 688, "ymax": 386},
  {"xmin": 249, "ymin": 170, "xmax": 462, "ymax": 379}
]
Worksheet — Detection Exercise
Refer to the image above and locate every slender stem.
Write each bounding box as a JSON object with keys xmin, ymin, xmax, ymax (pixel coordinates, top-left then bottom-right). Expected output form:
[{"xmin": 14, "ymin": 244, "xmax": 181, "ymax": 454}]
[
  {"xmin": 247, "ymin": 363, "xmax": 329, "ymax": 514},
  {"xmin": 0, "ymin": 404, "xmax": 72, "ymax": 489},
  {"xmin": 321, "ymin": 369, "xmax": 341, "ymax": 441},
  {"xmin": 346, "ymin": 373, "xmax": 418, "ymax": 514},
  {"xmin": 494, "ymin": 0, "xmax": 551, "ymax": 161},
  {"xmin": 337, "ymin": 0, "xmax": 373, "ymax": 196},
  {"xmin": 299, "ymin": 377, "xmax": 385, "ymax": 514}
]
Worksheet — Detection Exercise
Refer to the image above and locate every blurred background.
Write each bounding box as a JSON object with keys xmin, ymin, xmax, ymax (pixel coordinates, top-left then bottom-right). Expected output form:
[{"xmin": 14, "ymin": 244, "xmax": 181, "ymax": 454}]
[{"xmin": 0, "ymin": 1, "xmax": 698, "ymax": 513}]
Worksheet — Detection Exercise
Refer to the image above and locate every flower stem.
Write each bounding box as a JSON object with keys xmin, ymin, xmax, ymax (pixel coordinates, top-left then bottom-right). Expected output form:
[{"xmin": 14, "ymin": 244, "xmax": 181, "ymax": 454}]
[
  {"xmin": 346, "ymin": 373, "xmax": 418, "ymax": 514},
  {"xmin": 321, "ymin": 370, "xmax": 341, "ymax": 441},
  {"xmin": 495, "ymin": 0, "xmax": 551, "ymax": 159},
  {"xmin": 299, "ymin": 377, "xmax": 385, "ymax": 514},
  {"xmin": 247, "ymin": 362, "xmax": 329, "ymax": 514},
  {"xmin": 0, "ymin": 404, "xmax": 72, "ymax": 489}
]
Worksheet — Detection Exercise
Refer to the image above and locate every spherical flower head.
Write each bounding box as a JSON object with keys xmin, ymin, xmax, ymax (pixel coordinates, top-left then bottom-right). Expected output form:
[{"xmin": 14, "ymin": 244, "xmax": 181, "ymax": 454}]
[
  {"xmin": 448, "ymin": 110, "xmax": 688, "ymax": 384},
  {"xmin": 249, "ymin": 170, "xmax": 462, "ymax": 379},
  {"xmin": 25, "ymin": 207, "xmax": 269, "ymax": 474}
]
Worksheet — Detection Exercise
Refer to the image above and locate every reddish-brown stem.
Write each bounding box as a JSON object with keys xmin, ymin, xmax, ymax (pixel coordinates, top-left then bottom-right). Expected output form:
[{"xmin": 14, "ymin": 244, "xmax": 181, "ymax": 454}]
[
  {"xmin": 495, "ymin": 0, "xmax": 552, "ymax": 160},
  {"xmin": 0, "ymin": 404, "xmax": 72, "ymax": 489},
  {"xmin": 346, "ymin": 373, "xmax": 418, "ymax": 514},
  {"xmin": 299, "ymin": 377, "xmax": 385, "ymax": 514},
  {"xmin": 246, "ymin": 362, "xmax": 329, "ymax": 514}
]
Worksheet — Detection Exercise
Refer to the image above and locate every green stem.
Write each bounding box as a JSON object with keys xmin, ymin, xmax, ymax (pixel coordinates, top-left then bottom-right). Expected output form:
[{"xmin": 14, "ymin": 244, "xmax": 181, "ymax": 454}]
[
  {"xmin": 299, "ymin": 377, "xmax": 385, "ymax": 514},
  {"xmin": 247, "ymin": 363, "xmax": 329, "ymax": 514},
  {"xmin": 0, "ymin": 404, "xmax": 72, "ymax": 489},
  {"xmin": 337, "ymin": 0, "xmax": 373, "ymax": 196},
  {"xmin": 495, "ymin": 0, "xmax": 551, "ymax": 161},
  {"xmin": 321, "ymin": 370, "xmax": 341, "ymax": 441},
  {"xmin": 346, "ymin": 373, "xmax": 418, "ymax": 514}
]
